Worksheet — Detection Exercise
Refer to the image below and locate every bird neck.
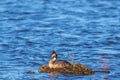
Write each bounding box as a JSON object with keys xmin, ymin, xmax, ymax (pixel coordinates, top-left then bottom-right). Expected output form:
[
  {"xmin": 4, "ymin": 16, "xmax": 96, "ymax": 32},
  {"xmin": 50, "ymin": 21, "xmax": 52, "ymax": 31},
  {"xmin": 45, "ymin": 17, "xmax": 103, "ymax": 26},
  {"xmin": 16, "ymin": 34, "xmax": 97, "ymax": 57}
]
[
  {"xmin": 49, "ymin": 57, "xmax": 56, "ymax": 64},
  {"xmin": 48, "ymin": 57, "xmax": 56, "ymax": 68},
  {"xmin": 52, "ymin": 57, "xmax": 56, "ymax": 61}
]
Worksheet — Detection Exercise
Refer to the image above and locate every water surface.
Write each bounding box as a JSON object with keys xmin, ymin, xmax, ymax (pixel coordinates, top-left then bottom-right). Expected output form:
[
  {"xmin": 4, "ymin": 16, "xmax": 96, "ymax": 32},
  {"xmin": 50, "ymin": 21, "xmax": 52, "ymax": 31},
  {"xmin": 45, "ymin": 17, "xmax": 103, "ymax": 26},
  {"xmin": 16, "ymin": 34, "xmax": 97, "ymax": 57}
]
[{"xmin": 0, "ymin": 0, "xmax": 120, "ymax": 80}]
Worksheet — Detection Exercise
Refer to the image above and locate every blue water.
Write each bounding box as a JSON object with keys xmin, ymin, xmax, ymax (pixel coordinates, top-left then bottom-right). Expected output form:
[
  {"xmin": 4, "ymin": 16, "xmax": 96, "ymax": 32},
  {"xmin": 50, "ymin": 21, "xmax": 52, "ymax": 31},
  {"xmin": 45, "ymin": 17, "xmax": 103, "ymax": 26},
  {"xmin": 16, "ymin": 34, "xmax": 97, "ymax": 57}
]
[{"xmin": 0, "ymin": 0, "xmax": 120, "ymax": 80}]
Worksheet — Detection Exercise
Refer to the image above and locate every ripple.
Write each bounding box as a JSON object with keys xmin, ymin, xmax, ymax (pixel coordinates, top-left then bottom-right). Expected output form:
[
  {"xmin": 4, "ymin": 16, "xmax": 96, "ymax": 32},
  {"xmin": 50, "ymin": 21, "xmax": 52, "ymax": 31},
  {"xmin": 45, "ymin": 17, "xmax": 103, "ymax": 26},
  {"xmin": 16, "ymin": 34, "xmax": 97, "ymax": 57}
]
[{"xmin": 0, "ymin": 0, "xmax": 120, "ymax": 80}]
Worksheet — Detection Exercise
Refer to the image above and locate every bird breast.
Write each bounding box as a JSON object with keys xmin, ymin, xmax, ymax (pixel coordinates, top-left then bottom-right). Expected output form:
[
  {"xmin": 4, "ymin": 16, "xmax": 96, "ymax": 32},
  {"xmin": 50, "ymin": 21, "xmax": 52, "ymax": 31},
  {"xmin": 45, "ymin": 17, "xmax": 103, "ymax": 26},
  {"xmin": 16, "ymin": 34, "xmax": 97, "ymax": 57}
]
[{"xmin": 49, "ymin": 60, "xmax": 72, "ymax": 69}]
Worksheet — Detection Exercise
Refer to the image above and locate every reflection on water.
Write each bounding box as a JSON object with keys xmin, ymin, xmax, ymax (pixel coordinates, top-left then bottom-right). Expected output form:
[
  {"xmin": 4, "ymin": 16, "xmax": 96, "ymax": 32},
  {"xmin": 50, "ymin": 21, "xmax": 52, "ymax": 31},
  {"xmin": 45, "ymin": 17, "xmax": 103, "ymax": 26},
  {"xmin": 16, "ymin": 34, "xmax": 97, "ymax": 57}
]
[
  {"xmin": 48, "ymin": 72, "xmax": 60, "ymax": 77},
  {"xmin": 100, "ymin": 56, "xmax": 109, "ymax": 72},
  {"xmin": 0, "ymin": 0, "xmax": 120, "ymax": 80},
  {"xmin": 99, "ymin": 55, "xmax": 110, "ymax": 80}
]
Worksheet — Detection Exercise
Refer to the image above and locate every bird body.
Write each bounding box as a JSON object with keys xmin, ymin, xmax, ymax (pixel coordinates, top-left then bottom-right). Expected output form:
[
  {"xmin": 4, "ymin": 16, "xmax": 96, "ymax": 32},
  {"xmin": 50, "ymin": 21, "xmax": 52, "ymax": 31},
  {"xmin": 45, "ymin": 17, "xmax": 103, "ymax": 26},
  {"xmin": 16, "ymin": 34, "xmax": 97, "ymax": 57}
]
[{"xmin": 48, "ymin": 51, "xmax": 72, "ymax": 69}]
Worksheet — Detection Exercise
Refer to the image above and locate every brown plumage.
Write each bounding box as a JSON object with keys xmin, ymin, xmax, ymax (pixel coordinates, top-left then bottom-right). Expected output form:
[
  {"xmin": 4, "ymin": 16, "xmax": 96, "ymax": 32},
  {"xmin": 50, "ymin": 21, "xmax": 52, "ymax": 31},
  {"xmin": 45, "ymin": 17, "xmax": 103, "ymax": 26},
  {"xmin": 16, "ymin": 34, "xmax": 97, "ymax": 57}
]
[{"xmin": 48, "ymin": 51, "xmax": 72, "ymax": 69}]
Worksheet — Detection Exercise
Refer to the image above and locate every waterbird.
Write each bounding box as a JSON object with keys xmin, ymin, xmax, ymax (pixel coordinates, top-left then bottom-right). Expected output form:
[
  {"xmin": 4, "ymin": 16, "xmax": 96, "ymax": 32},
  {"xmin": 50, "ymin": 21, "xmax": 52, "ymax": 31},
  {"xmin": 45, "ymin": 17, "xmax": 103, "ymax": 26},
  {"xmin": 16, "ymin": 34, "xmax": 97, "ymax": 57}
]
[{"xmin": 48, "ymin": 51, "xmax": 72, "ymax": 69}]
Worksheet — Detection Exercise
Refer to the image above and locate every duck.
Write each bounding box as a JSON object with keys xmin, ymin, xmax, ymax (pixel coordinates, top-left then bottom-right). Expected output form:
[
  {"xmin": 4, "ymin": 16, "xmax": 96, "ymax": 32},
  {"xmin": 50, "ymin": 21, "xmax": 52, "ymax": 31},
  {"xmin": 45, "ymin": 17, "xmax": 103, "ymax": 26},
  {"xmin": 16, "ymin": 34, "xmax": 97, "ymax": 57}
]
[{"xmin": 48, "ymin": 51, "xmax": 72, "ymax": 69}]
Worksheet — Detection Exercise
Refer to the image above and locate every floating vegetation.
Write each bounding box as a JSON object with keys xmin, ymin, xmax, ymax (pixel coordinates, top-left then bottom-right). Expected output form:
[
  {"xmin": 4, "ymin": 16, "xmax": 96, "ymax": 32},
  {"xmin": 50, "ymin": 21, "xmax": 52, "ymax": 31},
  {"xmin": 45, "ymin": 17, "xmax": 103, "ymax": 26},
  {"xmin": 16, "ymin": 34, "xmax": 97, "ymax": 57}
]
[{"xmin": 39, "ymin": 63, "xmax": 94, "ymax": 75}]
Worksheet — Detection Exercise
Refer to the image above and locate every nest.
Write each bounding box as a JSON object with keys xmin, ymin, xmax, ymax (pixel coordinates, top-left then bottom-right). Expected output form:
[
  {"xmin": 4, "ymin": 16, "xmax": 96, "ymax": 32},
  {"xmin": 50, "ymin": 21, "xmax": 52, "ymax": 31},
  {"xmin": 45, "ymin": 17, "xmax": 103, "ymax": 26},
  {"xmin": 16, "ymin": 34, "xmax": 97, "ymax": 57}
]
[{"xmin": 39, "ymin": 63, "xmax": 94, "ymax": 75}]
